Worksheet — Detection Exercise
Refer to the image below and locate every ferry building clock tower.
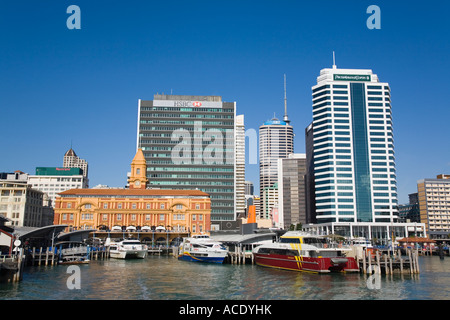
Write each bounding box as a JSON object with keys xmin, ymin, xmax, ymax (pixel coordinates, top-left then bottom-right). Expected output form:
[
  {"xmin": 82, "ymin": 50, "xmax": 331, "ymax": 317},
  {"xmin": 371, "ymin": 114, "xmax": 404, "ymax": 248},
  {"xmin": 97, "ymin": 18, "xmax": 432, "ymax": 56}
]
[{"xmin": 128, "ymin": 148, "xmax": 148, "ymax": 189}]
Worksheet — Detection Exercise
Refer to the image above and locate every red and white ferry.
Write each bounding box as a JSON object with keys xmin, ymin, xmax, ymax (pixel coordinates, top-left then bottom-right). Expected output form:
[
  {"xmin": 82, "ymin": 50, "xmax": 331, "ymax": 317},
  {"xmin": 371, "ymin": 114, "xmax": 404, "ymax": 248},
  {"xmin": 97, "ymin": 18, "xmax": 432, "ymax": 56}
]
[{"xmin": 252, "ymin": 231, "xmax": 359, "ymax": 273}]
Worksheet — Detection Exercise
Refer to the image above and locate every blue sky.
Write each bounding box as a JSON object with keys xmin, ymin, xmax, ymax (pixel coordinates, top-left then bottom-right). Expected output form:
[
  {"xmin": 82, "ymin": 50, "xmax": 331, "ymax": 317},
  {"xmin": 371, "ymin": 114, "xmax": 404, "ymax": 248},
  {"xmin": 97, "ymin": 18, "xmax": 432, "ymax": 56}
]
[{"xmin": 1, "ymin": 0, "xmax": 449, "ymax": 205}]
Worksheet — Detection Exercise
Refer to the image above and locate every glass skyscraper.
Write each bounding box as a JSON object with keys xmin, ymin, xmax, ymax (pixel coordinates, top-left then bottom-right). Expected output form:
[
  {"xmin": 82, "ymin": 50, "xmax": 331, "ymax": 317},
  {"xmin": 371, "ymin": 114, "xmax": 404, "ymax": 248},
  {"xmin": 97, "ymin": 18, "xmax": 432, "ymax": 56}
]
[
  {"xmin": 137, "ymin": 94, "xmax": 243, "ymax": 225},
  {"xmin": 310, "ymin": 67, "xmax": 398, "ymax": 224}
]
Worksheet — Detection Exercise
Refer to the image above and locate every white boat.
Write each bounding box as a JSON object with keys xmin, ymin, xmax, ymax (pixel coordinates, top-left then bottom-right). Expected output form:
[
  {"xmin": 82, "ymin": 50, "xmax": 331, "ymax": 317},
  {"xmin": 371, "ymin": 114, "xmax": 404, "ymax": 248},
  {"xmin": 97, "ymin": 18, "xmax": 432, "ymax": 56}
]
[
  {"xmin": 56, "ymin": 241, "xmax": 90, "ymax": 265},
  {"xmin": 178, "ymin": 235, "xmax": 228, "ymax": 264},
  {"xmin": 350, "ymin": 237, "xmax": 373, "ymax": 248},
  {"xmin": 108, "ymin": 239, "xmax": 147, "ymax": 259}
]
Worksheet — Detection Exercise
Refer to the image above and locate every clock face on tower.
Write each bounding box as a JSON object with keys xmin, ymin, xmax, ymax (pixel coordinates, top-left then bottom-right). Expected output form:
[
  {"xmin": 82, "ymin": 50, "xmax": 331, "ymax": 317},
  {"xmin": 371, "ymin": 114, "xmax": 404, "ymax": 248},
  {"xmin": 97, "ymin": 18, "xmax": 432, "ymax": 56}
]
[{"xmin": 135, "ymin": 180, "xmax": 140, "ymax": 186}]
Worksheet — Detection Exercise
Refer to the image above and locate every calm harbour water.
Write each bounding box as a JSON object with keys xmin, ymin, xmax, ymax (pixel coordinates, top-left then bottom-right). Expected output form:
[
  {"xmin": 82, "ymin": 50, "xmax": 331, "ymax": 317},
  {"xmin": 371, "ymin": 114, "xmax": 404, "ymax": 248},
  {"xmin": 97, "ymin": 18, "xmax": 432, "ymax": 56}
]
[{"xmin": 0, "ymin": 255, "xmax": 449, "ymax": 300}]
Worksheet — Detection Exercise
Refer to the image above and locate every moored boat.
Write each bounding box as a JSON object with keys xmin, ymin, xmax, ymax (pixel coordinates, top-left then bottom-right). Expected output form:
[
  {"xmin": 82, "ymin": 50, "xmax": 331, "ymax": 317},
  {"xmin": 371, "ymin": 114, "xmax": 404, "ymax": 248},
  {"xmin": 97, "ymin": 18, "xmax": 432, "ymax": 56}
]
[
  {"xmin": 108, "ymin": 239, "xmax": 147, "ymax": 259},
  {"xmin": 56, "ymin": 241, "xmax": 90, "ymax": 265},
  {"xmin": 178, "ymin": 235, "xmax": 228, "ymax": 264},
  {"xmin": 252, "ymin": 231, "xmax": 359, "ymax": 273}
]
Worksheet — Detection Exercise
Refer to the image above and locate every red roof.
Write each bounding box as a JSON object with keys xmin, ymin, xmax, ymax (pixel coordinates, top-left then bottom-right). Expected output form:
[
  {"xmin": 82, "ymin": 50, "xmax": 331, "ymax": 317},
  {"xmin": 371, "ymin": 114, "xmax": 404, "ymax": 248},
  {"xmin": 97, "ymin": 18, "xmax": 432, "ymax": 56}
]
[
  {"xmin": 397, "ymin": 237, "xmax": 435, "ymax": 243},
  {"xmin": 58, "ymin": 188, "xmax": 209, "ymax": 197}
]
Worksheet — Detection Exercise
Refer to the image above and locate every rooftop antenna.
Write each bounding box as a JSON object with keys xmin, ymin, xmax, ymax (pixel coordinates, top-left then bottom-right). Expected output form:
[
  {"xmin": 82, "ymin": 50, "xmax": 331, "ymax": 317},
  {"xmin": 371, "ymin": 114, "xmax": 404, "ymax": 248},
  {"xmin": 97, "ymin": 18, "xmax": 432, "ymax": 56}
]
[
  {"xmin": 283, "ymin": 74, "xmax": 290, "ymax": 124},
  {"xmin": 332, "ymin": 51, "xmax": 337, "ymax": 69}
]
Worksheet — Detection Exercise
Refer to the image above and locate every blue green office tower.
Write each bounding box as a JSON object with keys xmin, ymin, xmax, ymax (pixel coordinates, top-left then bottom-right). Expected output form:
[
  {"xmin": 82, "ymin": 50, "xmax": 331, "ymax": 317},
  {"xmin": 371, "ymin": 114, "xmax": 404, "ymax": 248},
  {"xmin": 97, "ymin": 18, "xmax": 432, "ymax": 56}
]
[
  {"xmin": 136, "ymin": 94, "xmax": 243, "ymax": 227},
  {"xmin": 310, "ymin": 66, "xmax": 398, "ymax": 224}
]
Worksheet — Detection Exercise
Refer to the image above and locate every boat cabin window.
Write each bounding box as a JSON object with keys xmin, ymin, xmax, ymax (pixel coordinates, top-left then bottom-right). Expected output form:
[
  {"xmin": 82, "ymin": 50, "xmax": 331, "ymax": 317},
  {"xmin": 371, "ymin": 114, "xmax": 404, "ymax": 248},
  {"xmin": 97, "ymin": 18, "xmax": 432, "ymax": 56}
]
[
  {"xmin": 310, "ymin": 250, "xmax": 343, "ymax": 258},
  {"xmin": 280, "ymin": 238, "xmax": 301, "ymax": 244},
  {"xmin": 122, "ymin": 241, "xmax": 140, "ymax": 245},
  {"xmin": 258, "ymin": 248, "xmax": 298, "ymax": 256},
  {"xmin": 194, "ymin": 235, "xmax": 209, "ymax": 239},
  {"xmin": 280, "ymin": 237, "xmax": 328, "ymax": 245},
  {"xmin": 303, "ymin": 237, "xmax": 327, "ymax": 245}
]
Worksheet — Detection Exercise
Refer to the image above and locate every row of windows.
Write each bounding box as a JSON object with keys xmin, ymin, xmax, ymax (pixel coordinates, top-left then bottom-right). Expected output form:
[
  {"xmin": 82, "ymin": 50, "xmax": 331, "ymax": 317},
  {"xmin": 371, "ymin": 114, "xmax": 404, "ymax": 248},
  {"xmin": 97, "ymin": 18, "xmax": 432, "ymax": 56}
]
[
  {"xmin": 141, "ymin": 107, "xmax": 234, "ymax": 113},
  {"xmin": 141, "ymin": 113, "xmax": 233, "ymax": 119},
  {"xmin": 315, "ymin": 185, "xmax": 396, "ymax": 192},
  {"xmin": 62, "ymin": 213, "xmax": 206, "ymax": 221},
  {"xmin": 149, "ymin": 180, "xmax": 233, "ymax": 186},
  {"xmin": 148, "ymin": 167, "xmax": 233, "ymax": 172},
  {"xmin": 150, "ymin": 174, "xmax": 233, "ymax": 179},
  {"xmin": 140, "ymin": 120, "xmax": 234, "ymax": 126},
  {"xmin": 140, "ymin": 127, "xmax": 233, "ymax": 132},
  {"xmin": 313, "ymin": 93, "xmax": 390, "ymax": 106},
  {"xmin": 141, "ymin": 139, "xmax": 234, "ymax": 145},
  {"xmin": 74, "ymin": 203, "xmax": 195, "ymax": 210}
]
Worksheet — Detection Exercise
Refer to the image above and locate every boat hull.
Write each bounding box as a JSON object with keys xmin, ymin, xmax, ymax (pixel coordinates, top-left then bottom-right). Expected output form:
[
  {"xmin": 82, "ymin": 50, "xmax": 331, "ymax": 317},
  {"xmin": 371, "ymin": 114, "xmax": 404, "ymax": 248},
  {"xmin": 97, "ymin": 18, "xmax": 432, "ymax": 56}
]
[
  {"xmin": 178, "ymin": 252, "xmax": 227, "ymax": 264},
  {"xmin": 59, "ymin": 259, "xmax": 90, "ymax": 265},
  {"xmin": 110, "ymin": 250, "xmax": 147, "ymax": 259},
  {"xmin": 253, "ymin": 253, "xmax": 359, "ymax": 273}
]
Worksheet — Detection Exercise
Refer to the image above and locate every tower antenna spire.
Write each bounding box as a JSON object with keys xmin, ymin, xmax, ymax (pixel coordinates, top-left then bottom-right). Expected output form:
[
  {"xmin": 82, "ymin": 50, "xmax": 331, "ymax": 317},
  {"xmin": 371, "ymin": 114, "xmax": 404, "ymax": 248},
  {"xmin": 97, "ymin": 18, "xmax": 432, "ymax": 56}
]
[
  {"xmin": 332, "ymin": 51, "xmax": 337, "ymax": 69},
  {"xmin": 283, "ymin": 74, "xmax": 290, "ymax": 124}
]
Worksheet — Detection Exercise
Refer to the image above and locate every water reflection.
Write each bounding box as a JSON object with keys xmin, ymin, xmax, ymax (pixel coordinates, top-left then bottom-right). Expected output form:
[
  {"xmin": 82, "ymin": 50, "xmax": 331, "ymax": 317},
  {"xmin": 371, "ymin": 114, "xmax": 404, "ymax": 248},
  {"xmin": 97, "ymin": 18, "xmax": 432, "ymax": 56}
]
[{"xmin": 0, "ymin": 256, "xmax": 448, "ymax": 300}]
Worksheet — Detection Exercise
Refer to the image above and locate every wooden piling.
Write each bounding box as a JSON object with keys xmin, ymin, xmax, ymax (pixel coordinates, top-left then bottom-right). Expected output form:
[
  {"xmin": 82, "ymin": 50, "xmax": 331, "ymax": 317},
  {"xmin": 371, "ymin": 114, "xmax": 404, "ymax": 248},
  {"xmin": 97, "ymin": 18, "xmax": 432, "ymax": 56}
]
[
  {"xmin": 362, "ymin": 249, "xmax": 367, "ymax": 274},
  {"xmin": 389, "ymin": 256, "xmax": 393, "ymax": 275},
  {"xmin": 384, "ymin": 254, "xmax": 389, "ymax": 275},
  {"xmin": 416, "ymin": 250, "xmax": 420, "ymax": 273},
  {"xmin": 408, "ymin": 249, "xmax": 413, "ymax": 274},
  {"xmin": 376, "ymin": 250, "xmax": 380, "ymax": 272}
]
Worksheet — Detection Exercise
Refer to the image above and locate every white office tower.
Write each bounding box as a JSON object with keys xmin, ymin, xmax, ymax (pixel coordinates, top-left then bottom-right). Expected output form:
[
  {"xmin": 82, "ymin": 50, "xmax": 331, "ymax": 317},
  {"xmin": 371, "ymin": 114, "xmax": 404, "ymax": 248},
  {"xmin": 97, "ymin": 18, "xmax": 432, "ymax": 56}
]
[
  {"xmin": 311, "ymin": 67, "xmax": 398, "ymax": 224},
  {"xmin": 259, "ymin": 75, "xmax": 294, "ymax": 218},
  {"xmin": 235, "ymin": 115, "xmax": 246, "ymax": 218}
]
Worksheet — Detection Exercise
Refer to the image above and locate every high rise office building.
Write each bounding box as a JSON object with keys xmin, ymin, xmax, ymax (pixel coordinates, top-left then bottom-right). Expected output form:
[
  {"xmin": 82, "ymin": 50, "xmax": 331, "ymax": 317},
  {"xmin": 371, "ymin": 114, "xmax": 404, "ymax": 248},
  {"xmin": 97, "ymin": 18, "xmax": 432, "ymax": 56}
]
[
  {"xmin": 245, "ymin": 181, "xmax": 254, "ymax": 196},
  {"xmin": 259, "ymin": 76, "xmax": 294, "ymax": 218},
  {"xmin": 235, "ymin": 115, "xmax": 246, "ymax": 218},
  {"xmin": 417, "ymin": 174, "xmax": 450, "ymax": 239},
  {"xmin": 259, "ymin": 118, "xmax": 294, "ymax": 218},
  {"xmin": 398, "ymin": 192, "xmax": 420, "ymax": 223},
  {"xmin": 137, "ymin": 94, "xmax": 243, "ymax": 225},
  {"xmin": 305, "ymin": 123, "xmax": 317, "ymax": 224},
  {"xmin": 28, "ymin": 167, "xmax": 88, "ymax": 207},
  {"xmin": 63, "ymin": 148, "xmax": 89, "ymax": 186},
  {"xmin": 310, "ymin": 66, "xmax": 398, "ymax": 224},
  {"xmin": 277, "ymin": 153, "xmax": 307, "ymax": 229}
]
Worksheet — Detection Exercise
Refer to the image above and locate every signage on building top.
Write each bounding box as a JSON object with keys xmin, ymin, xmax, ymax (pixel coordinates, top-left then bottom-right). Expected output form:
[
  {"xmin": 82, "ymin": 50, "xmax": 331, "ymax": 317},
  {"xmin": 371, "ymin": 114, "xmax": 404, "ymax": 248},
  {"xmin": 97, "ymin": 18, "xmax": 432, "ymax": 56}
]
[
  {"xmin": 154, "ymin": 100, "xmax": 222, "ymax": 108},
  {"xmin": 334, "ymin": 74, "xmax": 371, "ymax": 81}
]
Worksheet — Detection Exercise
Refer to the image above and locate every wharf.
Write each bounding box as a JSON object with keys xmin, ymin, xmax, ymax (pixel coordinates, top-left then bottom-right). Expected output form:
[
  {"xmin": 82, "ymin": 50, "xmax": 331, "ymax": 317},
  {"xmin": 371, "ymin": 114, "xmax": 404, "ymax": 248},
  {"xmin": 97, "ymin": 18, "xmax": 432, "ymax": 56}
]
[
  {"xmin": 226, "ymin": 245, "xmax": 424, "ymax": 275},
  {"xmin": 0, "ymin": 253, "xmax": 25, "ymax": 283},
  {"xmin": 24, "ymin": 245, "xmax": 109, "ymax": 266},
  {"xmin": 355, "ymin": 248, "xmax": 421, "ymax": 275},
  {"xmin": 227, "ymin": 247, "xmax": 255, "ymax": 265}
]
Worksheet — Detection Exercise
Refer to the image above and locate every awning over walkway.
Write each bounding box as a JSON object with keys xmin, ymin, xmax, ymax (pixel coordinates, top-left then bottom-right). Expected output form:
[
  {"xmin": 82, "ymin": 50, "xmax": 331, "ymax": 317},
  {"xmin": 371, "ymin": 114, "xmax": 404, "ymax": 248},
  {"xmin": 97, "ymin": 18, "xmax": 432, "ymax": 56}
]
[
  {"xmin": 14, "ymin": 225, "xmax": 68, "ymax": 243},
  {"xmin": 210, "ymin": 231, "xmax": 277, "ymax": 245},
  {"xmin": 57, "ymin": 229, "xmax": 96, "ymax": 242}
]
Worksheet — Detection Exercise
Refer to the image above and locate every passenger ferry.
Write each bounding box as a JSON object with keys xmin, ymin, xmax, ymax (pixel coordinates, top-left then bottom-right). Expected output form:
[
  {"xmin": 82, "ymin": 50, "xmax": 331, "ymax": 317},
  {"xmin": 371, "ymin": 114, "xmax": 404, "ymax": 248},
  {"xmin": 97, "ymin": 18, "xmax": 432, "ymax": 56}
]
[
  {"xmin": 107, "ymin": 239, "xmax": 147, "ymax": 259},
  {"xmin": 252, "ymin": 231, "xmax": 359, "ymax": 273},
  {"xmin": 178, "ymin": 235, "xmax": 228, "ymax": 264}
]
